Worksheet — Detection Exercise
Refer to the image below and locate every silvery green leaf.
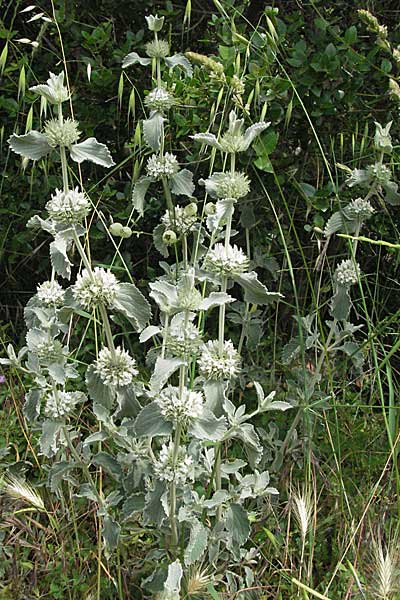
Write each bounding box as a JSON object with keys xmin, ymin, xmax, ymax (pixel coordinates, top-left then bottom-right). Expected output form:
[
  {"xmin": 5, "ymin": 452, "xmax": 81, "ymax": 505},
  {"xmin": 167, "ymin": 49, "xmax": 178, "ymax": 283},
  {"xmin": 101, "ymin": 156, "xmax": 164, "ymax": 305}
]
[
  {"xmin": 338, "ymin": 341, "xmax": 364, "ymax": 369},
  {"xmin": 102, "ymin": 515, "xmax": 120, "ymax": 557},
  {"xmin": 47, "ymin": 362, "xmax": 66, "ymax": 385},
  {"xmin": 143, "ymin": 112, "xmax": 164, "ymax": 151},
  {"xmin": 164, "ymin": 560, "xmax": 183, "ymax": 596},
  {"xmin": 48, "ymin": 461, "xmax": 76, "ymax": 493},
  {"xmin": 115, "ymin": 385, "xmax": 142, "ymax": 419},
  {"xmin": 203, "ymin": 489, "xmax": 230, "ymax": 509},
  {"xmin": 150, "ymin": 356, "xmax": 185, "ymax": 394},
  {"xmin": 184, "ymin": 520, "xmax": 208, "ymax": 565},
  {"xmin": 228, "ymin": 110, "xmax": 244, "ymax": 136},
  {"xmin": 165, "ymin": 54, "xmax": 193, "ymax": 77},
  {"xmin": 75, "ymin": 483, "xmax": 98, "ymax": 502},
  {"xmin": 145, "ymin": 14, "xmax": 164, "ymax": 32},
  {"xmin": 199, "ymin": 292, "xmax": 235, "ymax": 311},
  {"xmin": 139, "ymin": 325, "xmax": 161, "ymax": 343},
  {"xmin": 23, "ymin": 388, "xmax": 42, "ymax": 422},
  {"xmin": 83, "ymin": 431, "xmax": 108, "ymax": 446},
  {"xmin": 330, "ymin": 284, "xmax": 351, "ymax": 321},
  {"xmin": 234, "ymin": 271, "xmax": 282, "ymax": 305},
  {"xmin": 189, "ymin": 409, "xmax": 227, "ymax": 441},
  {"xmin": 207, "ymin": 198, "xmax": 235, "ymax": 232},
  {"xmin": 122, "ymin": 493, "xmax": 146, "ymax": 520},
  {"xmin": 86, "ymin": 364, "xmax": 115, "ymax": 411},
  {"xmin": 144, "ymin": 480, "xmax": 167, "ymax": 526},
  {"xmin": 263, "ymin": 399, "xmax": 292, "ymax": 412},
  {"xmin": 149, "ymin": 280, "xmax": 179, "ymax": 313},
  {"xmin": 346, "ymin": 168, "xmax": 371, "ymax": 188},
  {"xmin": 203, "ymin": 380, "xmax": 227, "ymax": 414},
  {"xmin": 192, "ymin": 132, "xmax": 222, "ymax": 150},
  {"xmin": 92, "ymin": 451, "xmax": 122, "ymax": 481},
  {"xmin": 383, "ymin": 181, "xmax": 400, "ymax": 206},
  {"xmin": 170, "ymin": 168, "xmax": 195, "ymax": 197},
  {"xmin": 241, "ymin": 121, "xmax": 270, "ymax": 150},
  {"xmin": 122, "ymin": 52, "xmax": 152, "ymax": 68},
  {"xmin": 226, "ymin": 504, "xmax": 250, "ymax": 549},
  {"xmin": 40, "ymin": 419, "xmax": 63, "ymax": 458},
  {"xmin": 134, "ymin": 402, "xmax": 172, "ymax": 437},
  {"xmin": 70, "ymin": 138, "xmax": 115, "ymax": 167},
  {"xmin": 112, "ymin": 282, "xmax": 152, "ymax": 332},
  {"xmin": 153, "ymin": 223, "xmax": 169, "ymax": 257},
  {"xmin": 132, "ymin": 176, "xmax": 152, "ymax": 215},
  {"xmin": 374, "ymin": 121, "xmax": 392, "ymax": 153},
  {"xmin": 235, "ymin": 423, "xmax": 262, "ymax": 468},
  {"xmin": 8, "ymin": 131, "xmax": 51, "ymax": 160},
  {"xmin": 27, "ymin": 214, "xmax": 56, "ymax": 234},
  {"xmin": 29, "ymin": 72, "xmax": 69, "ymax": 104},
  {"xmin": 50, "ymin": 234, "xmax": 72, "ymax": 280},
  {"xmin": 221, "ymin": 459, "xmax": 247, "ymax": 474},
  {"xmin": 281, "ymin": 335, "xmax": 301, "ymax": 363},
  {"xmin": 324, "ymin": 211, "xmax": 343, "ymax": 237}
]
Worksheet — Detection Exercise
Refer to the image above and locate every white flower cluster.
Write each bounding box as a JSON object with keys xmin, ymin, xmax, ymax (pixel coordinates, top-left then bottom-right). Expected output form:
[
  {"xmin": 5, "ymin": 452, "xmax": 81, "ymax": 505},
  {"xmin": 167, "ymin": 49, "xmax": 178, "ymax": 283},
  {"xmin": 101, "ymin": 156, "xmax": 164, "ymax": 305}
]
[
  {"xmin": 153, "ymin": 442, "xmax": 194, "ymax": 484},
  {"xmin": 45, "ymin": 390, "xmax": 83, "ymax": 419},
  {"xmin": 161, "ymin": 204, "xmax": 197, "ymax": 235},
  {"xmin": 198, "ymin": 339, "xmax": 241, "ymax": 380},
  {"xmin": 94, "ymin": 346, "xmax": 138, "ymax": 387},
  {"xmin": 366, "ymin": 162, "xmax": 391, "ymax": 186},
  {"xmin": 177, "ymin": 286, "xmax": 202, "ymax": 311},
  {"xmin": 33, "ymin": 340, "xmax": 64, "ymax": 362},
  {"xmin": 345, "ymin": 197, "xmax": 375, "ymax": 221},
  {"xmin": 44, "ymin": 118, "xmax": 81, "ymax": 148},
  {"xmin": 145, "ymin": 87, "xmax": 175, "ymax": 112},
  {"xmin": 156, "ymin": 385, "xmax": 204, "ymax": 423},
  {"xmin": 335, "ymin": 259, "xmax": 361, "ymax": 287},
  {"xmin": 201, "ymin": 171, "xmax": 250, "ymax": 200},
  {"xmin": 72, "ymin": 267, "xmax": 119, "ymax": 310},
  {"xmin": 146, "ymin": 153, "xmax": 179, "ymax": 179},
  {"xmin": 145, "ymin": 39, "xmax": 170, "ymax": 58},
  {"xmin": 46, "ymin": 187, "xmax": 91, "ymax": 224},
  {"xmin": 203, "ymin": 243, "xmax": 249, "ymax": 276},
  {"xmin": 168, "ymin": 321, "xmax": 202, "ymax": 357},
  {"xmin": 36, "ymin": 280, "xmax": 65, "ymax": 307}
]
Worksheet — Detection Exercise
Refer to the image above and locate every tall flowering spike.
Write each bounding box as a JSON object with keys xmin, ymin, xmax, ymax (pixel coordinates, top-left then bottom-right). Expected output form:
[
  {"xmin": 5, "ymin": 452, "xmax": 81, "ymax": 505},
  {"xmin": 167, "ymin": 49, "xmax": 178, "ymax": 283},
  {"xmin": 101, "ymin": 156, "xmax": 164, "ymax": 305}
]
[
  {"xmin": 36, "ymin": 280, "xmax": 65, "ymax": 307},
  {"xmin": 29, "ymin": 72, "xmax": 69, "ymax": 105},
  {"xmin": 94, "ymin": 347, "xmax": 138, "ymax": 387},
  {"xmin": 153, "ymin": 442, "xmax": 194, "ymax": 484},
  {"xmin": 203, "ymin": 243, "xmax": 250, "ymax": 276},
  {"xmin": 156, "ymin": 385, "xmax": 204, "ymax": 424},
  {"xmin": 46, "ymin": 188, "xmax": 91, "ymax": 224},
  {"xmin": 198, "ymin": 339, "xmax": 241, "ymax": 381},
  {"xmin": 72, "ymin": 267, "xmax": 119, "ymax": 310},
  {"xmin": 335, "ymin": 259, "xmax": 361, "ymax": 287}
]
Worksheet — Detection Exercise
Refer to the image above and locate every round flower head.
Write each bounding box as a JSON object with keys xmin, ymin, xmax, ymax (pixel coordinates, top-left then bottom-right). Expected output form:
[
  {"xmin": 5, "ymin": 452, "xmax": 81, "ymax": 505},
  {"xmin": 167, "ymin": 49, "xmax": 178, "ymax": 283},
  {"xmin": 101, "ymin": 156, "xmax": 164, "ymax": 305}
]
[
  {"xmin": 46, "ymin": 187, "xmax": 91, "ymax": 224},
  {"xmin": 156, "ymin": 385, "xmax": 204, "ymax": 423},
  {"xmin": 45, "ymin": 390, "xmax": 83, "ymax": 419},
  {"xmin": 344, "ymin": 197, "xmax": 375, "ymax": 221},
  {"xmin": 146, "ymin": 153, "xmax": 179, "ymax": 179},
  {"xmin": 43, "ymin": 118, "xmax": 81, "ymax": 148},
  {"xmin": 72, "ymin": 267, "xmax": 119, "ymax": 310},
  {"xmin": 198, "ymin": 339, "xmax": 241, "ymax": 381},
  {"xmin": 145, "ymin": 39, "xmax": 170, "ymax": 58},
  {"xmin": 177, "ymin": 286, "xmax": 202, "ymax": 311},
  {"xmin": 94, "ymin": 346, "xmax": 138, "ymax": 387},
  {"xmin": 335, "ymin": 259, "xmax": 361, "ymax": 287},
  {"xmin": 153, "ymin": 442, "xmax": 194, "ymax": 484},
  {"xmin": 37, "ymin": 280, "xmax": 65, "ymax": 307},
  {"xmin": 161, "ymin": 205, "xmax": 197, "ymax": 235},
  {"xmin": 203, "ymin": 243, "xmax": 249, "ymax": 276},
  {"xmin": 366, "ymin": 162, "xmax": 391, "ymax": 186},
  {"xmin": 29, "ymin": 339, "xmax": 65, "ymax": 363},
  {"xmin": 168, "ymin": 321, "xmax": 202, "ymax": 357},
  {"xmin": 145, "ymin": 87, "xmax": 175, "ymax": 112},
  {"xmin": 200, "ymin": 171, "xmax": 250, "ymax": 200}
]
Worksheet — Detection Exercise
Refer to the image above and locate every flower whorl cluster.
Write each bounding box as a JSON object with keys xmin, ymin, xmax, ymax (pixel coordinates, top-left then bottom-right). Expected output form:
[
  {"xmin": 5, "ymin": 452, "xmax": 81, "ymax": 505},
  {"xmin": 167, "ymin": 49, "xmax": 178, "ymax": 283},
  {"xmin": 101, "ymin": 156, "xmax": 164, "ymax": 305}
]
[
  {"xmin": 156, "ymin": 386, "xmax": 204, "ymax": 423},
  {"xmin": 161, "ymin": 204, "xmax": 197, "ymax": 235},
  {"xmin": 345, "ymin": 198, "xmax": 375, "ymax": 221},
  {"xmin": 145, "ymin": 87, "xmax": 175, "ymax": 112},
  {"xmin": 146, "ymin": 153, "xmax": 179, "ymax": 179},
  {"xmin": 43, "ymin": 118, "xmax": 81, "ymax": 148},
  {"xmin": 145, "ymin": 39, "xmax": 170, "ymax": 58},
  {"xmin": 31, "ymin": 339, "xmax": 65, "ymax": 363},
  {"xmin": 153, "ymin": 442, "xmax": 194, "ymax": 484},
  {"xmin": 201, "ymin": 171, "xmax": 250, "ymax": 200},
  {"xmin": 72, "ymin": 267, "xmax": 119, "ymax": 310},
  {"xmin": 335, "ymin": 259, "xmax": 361, "ymax": 287},
  {"xmin": 366, "ymin": 162, "xmax": 392, "ymax": 185},
  {"xmin": 46, "ymin": 188, "xmax": 91, "ymax": 224},
  {"xmin": 45, "ymin": 391, "xmax": 83, "ymax": 419},
  {"xmin": 168, "ymin": 322, "xmax": 202, "ymax": 357},
  {"xmin": 203, "ymin": 243, "xmax": 249, "ymax": 276},
  {"xmin": 94, "ymin": 346, "xmax": 138, "ymax": 387},
  {"xmin": 36, "ymin": 280, "xmax": 65, "ymax": 307},
  {"xmin": 198, "ymin": 339, "xmax": 241, "ymax": 381}
]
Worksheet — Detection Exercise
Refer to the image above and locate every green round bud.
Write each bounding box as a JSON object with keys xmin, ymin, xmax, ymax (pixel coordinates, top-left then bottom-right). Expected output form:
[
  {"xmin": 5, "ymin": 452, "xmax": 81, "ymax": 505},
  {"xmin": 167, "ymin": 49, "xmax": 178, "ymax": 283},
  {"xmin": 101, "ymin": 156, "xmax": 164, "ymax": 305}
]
[
  {"xmin": 109, "ymin": 222, "xmax": 124, "ymax": 236},
  {"xmin": 163, "ymin": 229, "xmax": 177, "ymax": 245},
  {"xmin": 121, "ymin": 226, "xmax": 132, "ymax": 239},
  {"xmin": 205, "ymin": 202, "xmax": 216, "ymax": 215},
  {"xmin": 183, "ymin": 202, "xmax": 198, "ymax": 217}
]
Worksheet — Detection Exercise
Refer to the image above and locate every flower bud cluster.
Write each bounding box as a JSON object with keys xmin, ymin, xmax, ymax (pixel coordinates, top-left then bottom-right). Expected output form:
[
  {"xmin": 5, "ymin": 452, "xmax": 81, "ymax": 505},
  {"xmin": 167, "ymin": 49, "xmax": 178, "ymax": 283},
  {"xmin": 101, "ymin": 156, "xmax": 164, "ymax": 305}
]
[
  {"xmin": 153, "ymin": 442, "xmax": 194, "ymax": 484},
  {"xmin": 335, "ymin": 259, "xmax": 361, "ymax": 287},
  {"xmin": 168, "ymin": 322, "xmax": 202, "ymax": 357},
  {"xmin": 203, "ymin": 243, "xmax": 249, "ymax": 276},
  {"xmin": 45, "ymin": 390, "xmax": 83, "ymax": 419},
  {"xmin": 72, "ymin": 267, "xmax": 119, "ymax": 310},
  {"xmin": 146, "ymin": 153, "xmax": 179, "ymax": 179},
  {"xmin": 94, "ymin": 346, "xmax": 138, "ymax": 387},
  {"xmin": 145, "ymin": 87, "xmax": 175, "ymax": 112},
  {"xmin": 201, "ymin": 171, "xmax": 250, "ymax": 200},
  {"xmin": 156, "ymin": 385, "xmax": 204, "ymax": 423},
  {"xmin": 145, "ymin": 39, "xmax": 170, "ymax": 58},
  {"xmin": 345, "ymin": 198, "xmax": 374, "ymax": 221},
  {"xmin": 46, "ymin": 188, "xmax": 91, "ymax": 224},
  {"xmin": 366, "ymin": 162, "xmax": 391, "ymax": 186},
  {"xmin": 36, "ymin": 280, "xmax": 65, "ymax": 307},
  {"xmin": 198, "ymin": 339, "xmax": 241, "ymax": 380},
  {"xmin": 161, "ymin": 204, "xmax": 197, "ymax": 235},
  {"xmin": 44, "ymin": 118, "xmax": 81, "ymax": 148}
]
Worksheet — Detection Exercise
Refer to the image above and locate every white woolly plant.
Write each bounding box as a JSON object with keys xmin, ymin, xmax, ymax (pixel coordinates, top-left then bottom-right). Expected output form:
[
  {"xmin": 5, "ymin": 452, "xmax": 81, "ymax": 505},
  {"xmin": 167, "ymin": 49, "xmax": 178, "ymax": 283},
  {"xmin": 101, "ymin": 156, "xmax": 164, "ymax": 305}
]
[{"xmin": 2, "ymin": 14, "xmax": 292, "ymax": 598}]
